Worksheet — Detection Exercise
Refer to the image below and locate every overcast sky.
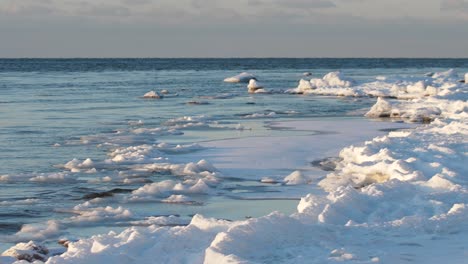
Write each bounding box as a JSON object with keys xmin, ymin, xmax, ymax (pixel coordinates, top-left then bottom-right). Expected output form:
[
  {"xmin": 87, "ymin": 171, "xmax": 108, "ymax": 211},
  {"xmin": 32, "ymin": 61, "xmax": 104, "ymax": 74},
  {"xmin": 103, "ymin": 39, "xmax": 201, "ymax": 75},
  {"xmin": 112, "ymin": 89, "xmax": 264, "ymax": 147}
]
[{"xmin": 0, "ymin": 0, "xmax": 467, "ymax": 57}]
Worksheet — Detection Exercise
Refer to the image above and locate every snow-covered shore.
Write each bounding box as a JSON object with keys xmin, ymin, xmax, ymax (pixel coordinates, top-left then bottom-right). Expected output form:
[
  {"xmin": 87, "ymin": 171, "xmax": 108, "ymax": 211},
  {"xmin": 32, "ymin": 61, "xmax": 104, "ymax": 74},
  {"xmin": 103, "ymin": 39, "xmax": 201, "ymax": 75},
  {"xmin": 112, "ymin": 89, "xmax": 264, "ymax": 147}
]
[{"xmin": 3, "ymin": 69, "xmax": 467, "ymax": 263}]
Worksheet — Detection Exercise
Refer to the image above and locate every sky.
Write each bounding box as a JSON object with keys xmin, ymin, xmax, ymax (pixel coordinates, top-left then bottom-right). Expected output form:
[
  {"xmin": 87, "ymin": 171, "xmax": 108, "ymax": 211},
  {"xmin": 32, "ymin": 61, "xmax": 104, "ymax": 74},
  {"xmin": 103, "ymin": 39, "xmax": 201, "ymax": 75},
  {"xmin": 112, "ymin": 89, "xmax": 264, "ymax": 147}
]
[{"xmin": 0, "ymin": 0, "xmax": 467, "ymax": 58}]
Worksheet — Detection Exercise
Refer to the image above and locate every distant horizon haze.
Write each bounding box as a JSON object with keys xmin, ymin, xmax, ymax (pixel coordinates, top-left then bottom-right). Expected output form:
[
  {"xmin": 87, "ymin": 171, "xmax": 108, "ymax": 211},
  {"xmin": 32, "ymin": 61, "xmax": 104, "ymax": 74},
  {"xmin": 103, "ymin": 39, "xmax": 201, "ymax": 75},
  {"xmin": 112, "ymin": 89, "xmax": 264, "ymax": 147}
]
[{"xmin": 1, "ymin": 0, "xmax": 467, "ymax": 58}]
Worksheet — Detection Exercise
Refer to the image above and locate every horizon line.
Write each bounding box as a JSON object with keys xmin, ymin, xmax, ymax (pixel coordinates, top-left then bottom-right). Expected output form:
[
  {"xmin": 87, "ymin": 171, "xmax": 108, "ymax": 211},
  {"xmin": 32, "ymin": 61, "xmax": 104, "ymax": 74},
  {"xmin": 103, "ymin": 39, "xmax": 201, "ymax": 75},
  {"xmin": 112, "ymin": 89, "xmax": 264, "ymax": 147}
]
[{"xmin": 1, "ymin": 57, "xmax": 468, "ymax": 60}]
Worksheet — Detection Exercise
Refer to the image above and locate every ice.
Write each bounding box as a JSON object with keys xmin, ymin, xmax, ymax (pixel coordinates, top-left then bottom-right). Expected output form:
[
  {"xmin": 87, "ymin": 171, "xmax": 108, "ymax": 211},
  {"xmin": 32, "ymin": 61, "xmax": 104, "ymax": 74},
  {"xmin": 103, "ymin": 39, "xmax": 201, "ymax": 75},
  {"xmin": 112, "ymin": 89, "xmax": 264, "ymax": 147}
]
[
  {"xmin": 129, "ymin": 215, "xmax": 190, "ymax": 226},
  {"xmin": 465, "ymin": 73, "xmax": 468, "ymax": 83},
  {"xmin": 67, "ymin": 206, "xmax": 133, "ymax": 225},
  {"xmin": 5, "ymin": 221, "xmax": 62, "ymax": 243},
  {"xmin": 223, "ymin": 72, "xmax": 256, "ymax": 83},
  {"xmin": 29, "ymin": 173, "xmax": 77, "ymax": 182}
]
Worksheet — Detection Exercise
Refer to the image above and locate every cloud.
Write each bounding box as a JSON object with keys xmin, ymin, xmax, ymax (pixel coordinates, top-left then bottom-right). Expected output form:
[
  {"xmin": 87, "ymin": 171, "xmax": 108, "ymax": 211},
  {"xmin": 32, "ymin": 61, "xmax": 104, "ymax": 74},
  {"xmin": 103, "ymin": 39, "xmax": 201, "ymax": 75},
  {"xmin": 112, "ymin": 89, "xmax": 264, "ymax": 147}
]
[
  {"xmin": 121, "ymin": 0, "xmax": 152, "ymax": 5},
  {"xmin": 73, "ymin": 3, "xmax": 132, "ymax": 17},
  {"xmin": 274, "ymin": 0, "xmax": 336, "ymax": 9},
  {"xmin": 441, "ymin": 0, "xmax": 468, "ymax": 11}
]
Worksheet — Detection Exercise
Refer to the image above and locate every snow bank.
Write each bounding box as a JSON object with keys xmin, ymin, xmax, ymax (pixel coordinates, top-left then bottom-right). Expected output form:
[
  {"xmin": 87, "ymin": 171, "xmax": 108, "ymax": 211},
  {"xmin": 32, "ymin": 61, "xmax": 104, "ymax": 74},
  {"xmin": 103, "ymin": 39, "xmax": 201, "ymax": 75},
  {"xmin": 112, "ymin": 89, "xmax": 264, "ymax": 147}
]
[
  {"xmin": 287, "ymin": 69, "xmax": 466, "ymax": 100},
  {"xmin": 223, "ymin": 72, "xmax": 256, "ymax": 83}
]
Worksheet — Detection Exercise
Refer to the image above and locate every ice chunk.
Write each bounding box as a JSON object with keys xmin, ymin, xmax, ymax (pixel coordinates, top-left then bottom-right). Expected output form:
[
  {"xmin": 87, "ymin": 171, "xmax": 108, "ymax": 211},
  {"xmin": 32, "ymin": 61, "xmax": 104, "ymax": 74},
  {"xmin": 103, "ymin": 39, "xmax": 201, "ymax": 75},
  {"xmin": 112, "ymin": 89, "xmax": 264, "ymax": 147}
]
[
  {"xmin": 247, "ymin": 79, "xmax": 264, "ymax": 93},
  {"xmin": 365, "ymin": 97, "xmax": 393, "ymax": 118},
  {"xmin": 224, "ymin": 72, "xmax": 256, "ymax": 83}
]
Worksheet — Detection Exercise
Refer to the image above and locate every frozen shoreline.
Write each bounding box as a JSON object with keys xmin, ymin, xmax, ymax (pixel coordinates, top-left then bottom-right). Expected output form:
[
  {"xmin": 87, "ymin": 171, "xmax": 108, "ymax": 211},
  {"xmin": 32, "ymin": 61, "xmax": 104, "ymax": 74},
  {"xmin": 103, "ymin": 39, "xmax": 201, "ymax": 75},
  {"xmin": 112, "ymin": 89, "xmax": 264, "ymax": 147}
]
[{"xmin": 2, "ymin": 69, "xmax": 467, "ymax": 263}]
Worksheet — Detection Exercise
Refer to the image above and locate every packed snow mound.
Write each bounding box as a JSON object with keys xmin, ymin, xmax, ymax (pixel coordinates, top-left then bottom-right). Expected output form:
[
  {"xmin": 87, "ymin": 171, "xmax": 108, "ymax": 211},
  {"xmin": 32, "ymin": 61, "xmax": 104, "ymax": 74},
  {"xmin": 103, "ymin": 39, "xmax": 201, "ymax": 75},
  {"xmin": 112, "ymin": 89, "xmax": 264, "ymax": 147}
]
[
  {"xmin": 283, "ymin": 170, "xmax": 311, "ymax": 185},
  {"xmin": 143, "ymin": 91, "xmax": 163, "ymax": 99},
  {"xmin": 224, "ymin": 72, "xmax": 257, "ymax": 83},
  {"xmin": 365, "ymin": 97, "xmax": 393, "ymax": 118},
  {"xmin": 319, "ymin": 118, "xmax": 467, "ymax": 191}
]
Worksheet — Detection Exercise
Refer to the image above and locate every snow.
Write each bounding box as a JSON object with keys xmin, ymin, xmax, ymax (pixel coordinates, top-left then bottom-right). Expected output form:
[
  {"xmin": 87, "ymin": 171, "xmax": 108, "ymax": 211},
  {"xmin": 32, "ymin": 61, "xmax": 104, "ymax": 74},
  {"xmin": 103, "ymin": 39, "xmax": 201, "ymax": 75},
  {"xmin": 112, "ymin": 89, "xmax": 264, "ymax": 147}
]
[{"xmin": 223, "ymin": 72, "xmax": 256, "ymax": 83}]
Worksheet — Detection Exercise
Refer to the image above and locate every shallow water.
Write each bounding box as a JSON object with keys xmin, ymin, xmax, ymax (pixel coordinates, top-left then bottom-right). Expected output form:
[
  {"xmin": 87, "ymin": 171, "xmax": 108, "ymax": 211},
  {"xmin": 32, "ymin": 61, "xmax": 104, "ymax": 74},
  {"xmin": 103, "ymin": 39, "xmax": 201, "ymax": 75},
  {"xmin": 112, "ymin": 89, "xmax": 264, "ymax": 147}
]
[{"xmin": 0, "ymin": 58, "xmax": 467, "ymax": 251}]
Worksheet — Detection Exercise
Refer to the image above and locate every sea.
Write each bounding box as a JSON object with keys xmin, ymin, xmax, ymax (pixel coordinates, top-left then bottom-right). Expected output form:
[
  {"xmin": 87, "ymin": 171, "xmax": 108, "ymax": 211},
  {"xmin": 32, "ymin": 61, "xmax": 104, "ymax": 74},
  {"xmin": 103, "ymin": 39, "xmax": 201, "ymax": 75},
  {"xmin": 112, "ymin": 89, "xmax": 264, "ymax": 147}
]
[{"xmin": 1, "ymin": 58, "xmax": 467, "ymax": 251}]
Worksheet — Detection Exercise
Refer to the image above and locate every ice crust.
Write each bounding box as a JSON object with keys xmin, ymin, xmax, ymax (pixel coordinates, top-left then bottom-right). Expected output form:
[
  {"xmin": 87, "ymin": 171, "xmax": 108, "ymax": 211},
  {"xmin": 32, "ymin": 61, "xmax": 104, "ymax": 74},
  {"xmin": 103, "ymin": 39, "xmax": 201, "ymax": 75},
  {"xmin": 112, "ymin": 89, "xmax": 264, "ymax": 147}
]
[{"xmin": 3, "ymin": 69, "xmax": 467, "ymax": 264}]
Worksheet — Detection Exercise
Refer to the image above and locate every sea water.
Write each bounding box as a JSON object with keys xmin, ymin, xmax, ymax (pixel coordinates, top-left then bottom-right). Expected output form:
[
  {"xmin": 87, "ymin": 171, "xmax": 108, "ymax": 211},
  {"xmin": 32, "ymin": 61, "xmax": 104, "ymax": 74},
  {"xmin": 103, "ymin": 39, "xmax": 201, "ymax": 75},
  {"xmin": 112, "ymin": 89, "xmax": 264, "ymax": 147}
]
[{"xmin": 1, "ymin": 58, "xmax": 467, "ymax": 251}]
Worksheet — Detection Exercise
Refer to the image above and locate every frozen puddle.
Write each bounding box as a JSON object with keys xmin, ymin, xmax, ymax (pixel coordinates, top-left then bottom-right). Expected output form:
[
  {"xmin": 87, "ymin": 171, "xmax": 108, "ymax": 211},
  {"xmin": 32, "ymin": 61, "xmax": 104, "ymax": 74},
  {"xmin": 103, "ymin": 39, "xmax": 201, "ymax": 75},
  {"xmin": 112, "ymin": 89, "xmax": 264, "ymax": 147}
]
[{"xmin": 191, "ymin": 117, "xmax": 414, "ymax": 183}]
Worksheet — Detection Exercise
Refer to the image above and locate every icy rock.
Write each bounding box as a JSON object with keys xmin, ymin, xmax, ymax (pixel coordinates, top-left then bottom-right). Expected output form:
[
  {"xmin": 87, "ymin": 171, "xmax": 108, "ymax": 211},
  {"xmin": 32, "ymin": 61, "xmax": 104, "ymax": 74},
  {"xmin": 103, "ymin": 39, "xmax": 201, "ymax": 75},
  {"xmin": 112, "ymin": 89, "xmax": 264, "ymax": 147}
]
[
  {"xmin": 224, "ymin": 72, "xmax": 256, "ymax": 83},
  {"xmin": 143, "ymin": 91, "xmax": 163, "ymax": 99},
  {"xmin": 247, "ymin": 79, "xmax": 264, "ymax": 93},
  {"xmin": 365, "ymin": 97, "xmax": 393, "ymax": 118},
  {"xmin": 2, "ymin": 241, "xmax": 49, "ymax": 262}
]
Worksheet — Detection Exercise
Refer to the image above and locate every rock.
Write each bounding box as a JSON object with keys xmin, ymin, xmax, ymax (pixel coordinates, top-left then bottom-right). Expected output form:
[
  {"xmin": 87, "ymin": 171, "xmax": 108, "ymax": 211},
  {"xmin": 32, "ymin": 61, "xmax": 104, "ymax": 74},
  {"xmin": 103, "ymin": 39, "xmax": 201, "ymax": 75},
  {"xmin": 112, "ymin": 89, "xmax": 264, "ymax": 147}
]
[
  {"xmin": 303, "ymin": 72, "xmax": 312, "ymax": 76},
  {"xmin": 83, "ymin": 188, "xmax": 133, "ymax": 200},
  {"xmin": 160, "ymin": 89, "xmax": 169, "ymax": 94},
  {"xmin": 311, "ymin": 157, "xmax": 342, "ymax": 171},
  {"xmin": 2, "ymin": 241, "xmax": 49, "ymax": 262},
  {"xmin": 143, "ymin": 91, "xmax": 163, "ymax": 99},
  {"xmin": 186, "ymin": 101, "xmax": 209, "ymax": 105},
  {"xmin": 58, "ymin": 239, "xmax": 70, "ymax": 248}
]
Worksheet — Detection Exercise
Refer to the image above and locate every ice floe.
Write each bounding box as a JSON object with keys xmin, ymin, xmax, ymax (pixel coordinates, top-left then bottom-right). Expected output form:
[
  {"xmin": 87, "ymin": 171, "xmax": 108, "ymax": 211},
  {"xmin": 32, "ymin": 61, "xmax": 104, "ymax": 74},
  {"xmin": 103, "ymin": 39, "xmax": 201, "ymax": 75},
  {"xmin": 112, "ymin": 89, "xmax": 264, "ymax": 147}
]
[{"xmin": 223, "ymin": 72, "xmax": 256, "ymax": 83}]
